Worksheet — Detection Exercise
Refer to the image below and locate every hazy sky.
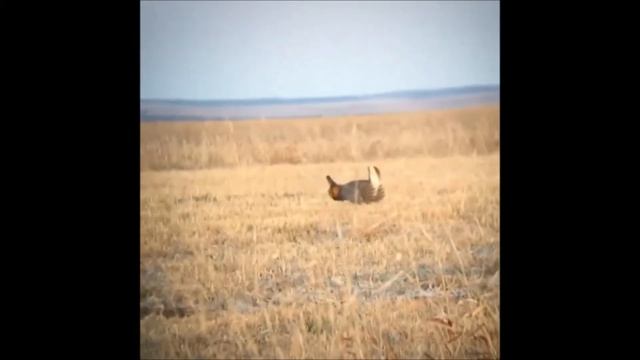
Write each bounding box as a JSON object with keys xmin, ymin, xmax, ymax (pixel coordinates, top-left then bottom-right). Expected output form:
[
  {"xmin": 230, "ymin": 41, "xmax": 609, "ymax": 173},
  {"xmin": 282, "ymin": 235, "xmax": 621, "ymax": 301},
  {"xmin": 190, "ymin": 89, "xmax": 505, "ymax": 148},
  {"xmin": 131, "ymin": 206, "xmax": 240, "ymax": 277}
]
[{"xmin": 141, "ymin": 1, "xmax": 499, "ymax": 100}]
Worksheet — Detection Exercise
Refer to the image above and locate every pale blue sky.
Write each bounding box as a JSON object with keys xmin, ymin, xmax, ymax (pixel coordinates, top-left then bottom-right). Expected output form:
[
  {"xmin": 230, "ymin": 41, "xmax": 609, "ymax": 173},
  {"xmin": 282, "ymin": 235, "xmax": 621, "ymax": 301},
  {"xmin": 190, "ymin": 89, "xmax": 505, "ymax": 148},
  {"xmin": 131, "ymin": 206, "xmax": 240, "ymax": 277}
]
[{"xmin": 141, "ymin": 1, "xmax": 499, "ymax": 100}]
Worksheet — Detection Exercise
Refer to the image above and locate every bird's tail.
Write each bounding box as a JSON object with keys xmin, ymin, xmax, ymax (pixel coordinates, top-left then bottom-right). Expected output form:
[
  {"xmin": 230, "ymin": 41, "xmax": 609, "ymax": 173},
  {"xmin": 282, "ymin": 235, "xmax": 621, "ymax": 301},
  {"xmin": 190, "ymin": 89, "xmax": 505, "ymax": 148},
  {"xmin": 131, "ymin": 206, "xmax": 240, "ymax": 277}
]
[{"xmin": 368, "ymin": 166, "xmax": 381, "ymax": 189}]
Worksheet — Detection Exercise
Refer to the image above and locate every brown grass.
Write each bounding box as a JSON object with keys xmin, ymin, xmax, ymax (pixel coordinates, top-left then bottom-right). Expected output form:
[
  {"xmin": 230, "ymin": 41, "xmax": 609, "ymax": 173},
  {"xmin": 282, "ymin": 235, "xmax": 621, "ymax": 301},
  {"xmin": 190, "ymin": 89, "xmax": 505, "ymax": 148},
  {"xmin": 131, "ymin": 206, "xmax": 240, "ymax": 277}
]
[
  {"xmin": 141, "ymin": 106, "xmax": 499, "ymax": 170},
  {"xmin": 140, "ymin": 105, "xmax": 500, "ymax": 359}
]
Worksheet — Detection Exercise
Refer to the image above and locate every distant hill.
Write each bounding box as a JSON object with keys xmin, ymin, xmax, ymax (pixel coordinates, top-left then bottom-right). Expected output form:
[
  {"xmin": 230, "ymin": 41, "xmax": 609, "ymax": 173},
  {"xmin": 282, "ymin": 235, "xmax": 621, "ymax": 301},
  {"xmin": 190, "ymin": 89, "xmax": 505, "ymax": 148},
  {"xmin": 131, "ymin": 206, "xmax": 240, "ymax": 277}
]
[{"xmin": 140, "ymin": 84, "xmax": 499, "ymax": 121}]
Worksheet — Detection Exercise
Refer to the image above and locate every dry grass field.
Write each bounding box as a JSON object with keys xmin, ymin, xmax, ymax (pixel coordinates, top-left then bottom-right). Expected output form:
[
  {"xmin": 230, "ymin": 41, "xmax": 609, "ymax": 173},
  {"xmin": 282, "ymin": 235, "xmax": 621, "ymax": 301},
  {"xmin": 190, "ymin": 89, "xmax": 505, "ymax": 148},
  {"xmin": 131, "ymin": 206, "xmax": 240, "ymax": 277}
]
[{"xmin": 140, "ymin": 105, "xmax": 500, "ymax": 359}]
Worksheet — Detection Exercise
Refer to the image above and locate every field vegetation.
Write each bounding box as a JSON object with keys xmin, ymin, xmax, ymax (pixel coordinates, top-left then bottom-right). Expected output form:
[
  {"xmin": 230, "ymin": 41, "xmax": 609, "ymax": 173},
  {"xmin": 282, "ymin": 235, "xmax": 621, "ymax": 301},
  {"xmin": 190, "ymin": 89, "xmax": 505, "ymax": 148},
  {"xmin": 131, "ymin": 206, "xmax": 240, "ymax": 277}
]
[{"xmin": 141, "ymin": 105, "xmax": 500, "ymax": 359}]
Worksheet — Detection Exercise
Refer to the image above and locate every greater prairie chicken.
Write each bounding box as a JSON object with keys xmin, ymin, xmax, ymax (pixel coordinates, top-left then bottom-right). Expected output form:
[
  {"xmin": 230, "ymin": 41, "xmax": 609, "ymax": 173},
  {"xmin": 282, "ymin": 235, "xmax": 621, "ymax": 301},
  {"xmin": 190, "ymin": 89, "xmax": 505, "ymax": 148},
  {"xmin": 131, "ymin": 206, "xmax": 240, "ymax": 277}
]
[{"xmin": 326, "ymin": 166, "xmax": 385, "ymax": 204}]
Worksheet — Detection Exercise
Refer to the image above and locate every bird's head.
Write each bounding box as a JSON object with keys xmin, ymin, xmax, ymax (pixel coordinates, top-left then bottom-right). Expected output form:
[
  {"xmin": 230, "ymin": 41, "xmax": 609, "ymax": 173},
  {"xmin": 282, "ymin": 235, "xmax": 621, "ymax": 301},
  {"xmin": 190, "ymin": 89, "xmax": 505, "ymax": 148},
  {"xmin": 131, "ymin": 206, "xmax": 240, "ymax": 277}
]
[{"xmin": 326, "ymin": 175, "xmax": 341, "ymax": 200}]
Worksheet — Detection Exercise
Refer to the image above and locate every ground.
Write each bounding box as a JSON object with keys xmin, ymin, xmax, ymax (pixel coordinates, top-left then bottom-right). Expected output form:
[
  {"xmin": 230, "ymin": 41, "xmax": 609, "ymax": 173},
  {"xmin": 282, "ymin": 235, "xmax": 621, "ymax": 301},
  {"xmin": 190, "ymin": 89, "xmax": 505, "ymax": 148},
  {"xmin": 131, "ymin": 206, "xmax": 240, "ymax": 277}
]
[{"xmin": 140, "ymin": 106, "xmax": 500, "ymax": 359}]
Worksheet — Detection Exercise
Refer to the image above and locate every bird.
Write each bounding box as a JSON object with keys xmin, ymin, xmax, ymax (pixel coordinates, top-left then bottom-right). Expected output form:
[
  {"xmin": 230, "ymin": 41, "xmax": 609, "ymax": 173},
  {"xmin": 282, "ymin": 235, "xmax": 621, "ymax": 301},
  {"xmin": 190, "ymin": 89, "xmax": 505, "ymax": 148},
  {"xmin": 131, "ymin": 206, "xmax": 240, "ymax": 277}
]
[{"xmin": 326, "ymin": 166, "xmax": 385, "ymax": 204}]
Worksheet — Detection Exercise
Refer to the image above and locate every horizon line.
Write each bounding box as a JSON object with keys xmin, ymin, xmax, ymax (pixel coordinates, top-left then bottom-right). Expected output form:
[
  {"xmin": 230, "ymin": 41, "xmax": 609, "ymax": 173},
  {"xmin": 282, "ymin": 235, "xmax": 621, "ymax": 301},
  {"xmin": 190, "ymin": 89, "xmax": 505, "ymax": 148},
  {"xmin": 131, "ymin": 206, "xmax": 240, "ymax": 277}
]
[{"xmin": 141, "ymin": 83, "xmax": 500, "ymax": 103}]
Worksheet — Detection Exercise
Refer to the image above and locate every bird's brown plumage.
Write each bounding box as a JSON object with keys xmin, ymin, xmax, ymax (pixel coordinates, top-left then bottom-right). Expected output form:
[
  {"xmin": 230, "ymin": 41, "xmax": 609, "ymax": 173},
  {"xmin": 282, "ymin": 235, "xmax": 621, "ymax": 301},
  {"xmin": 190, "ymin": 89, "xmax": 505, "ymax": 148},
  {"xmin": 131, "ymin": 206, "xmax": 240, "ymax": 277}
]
[{"xmin": 326, "ymin": 166, "xmax": 385, "ymax": 204}]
